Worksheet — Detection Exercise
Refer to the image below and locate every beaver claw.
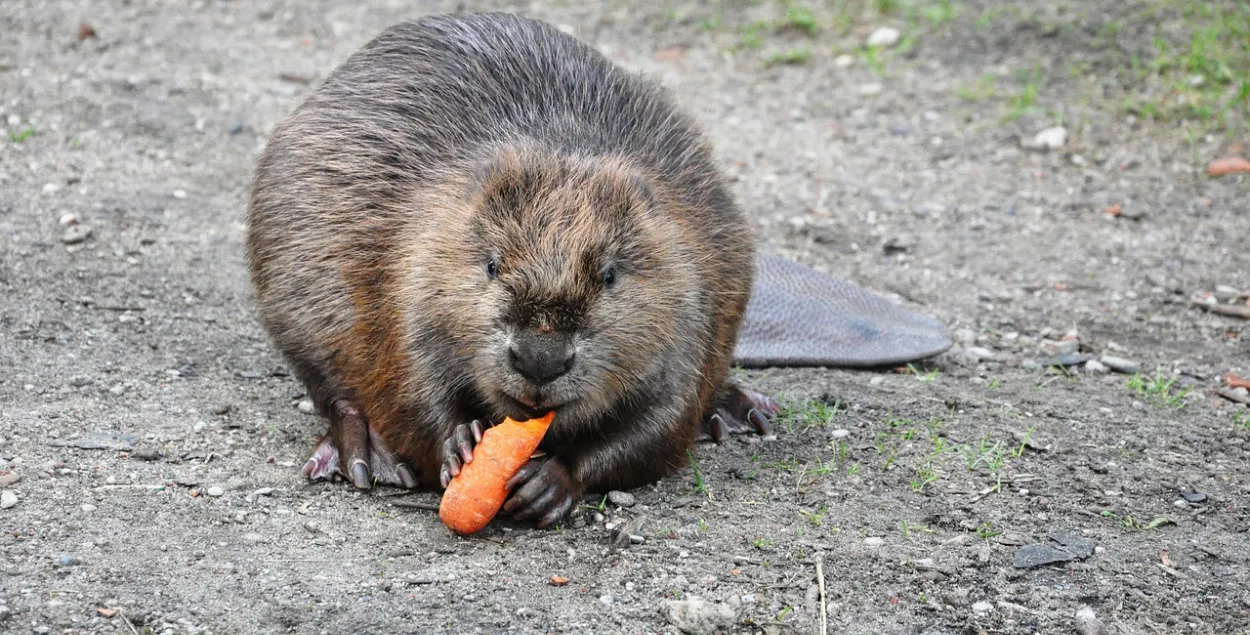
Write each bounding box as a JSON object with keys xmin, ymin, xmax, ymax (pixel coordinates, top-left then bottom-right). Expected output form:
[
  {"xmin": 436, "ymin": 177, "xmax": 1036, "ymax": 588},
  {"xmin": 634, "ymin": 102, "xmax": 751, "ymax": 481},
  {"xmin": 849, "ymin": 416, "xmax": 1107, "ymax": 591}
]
[
  {"xmin": 699, "ymin": 386, "xmax": 781, "ymax": 442},
  {"xmin": 302, "ymin": 399, "xmax": 418, "ymax": 490},
  {"xmin": 502, "ymin": 458, "xmax": 579, "ymax": 528},
  {"xmin": 439, "ymin": 419, "xmax": 486, "ymax": 488}
]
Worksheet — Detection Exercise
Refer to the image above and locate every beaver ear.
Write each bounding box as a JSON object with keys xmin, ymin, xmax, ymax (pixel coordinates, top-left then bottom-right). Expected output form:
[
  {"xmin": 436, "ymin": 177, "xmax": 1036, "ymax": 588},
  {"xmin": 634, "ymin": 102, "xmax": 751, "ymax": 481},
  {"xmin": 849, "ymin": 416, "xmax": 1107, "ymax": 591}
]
[
  {"xmin": 593, "ymin": 170, "xmax": 657, "ymax": 222},
  {"xmin": 467, "ymin": 147, "xmax": 535, "ymax": 222}
]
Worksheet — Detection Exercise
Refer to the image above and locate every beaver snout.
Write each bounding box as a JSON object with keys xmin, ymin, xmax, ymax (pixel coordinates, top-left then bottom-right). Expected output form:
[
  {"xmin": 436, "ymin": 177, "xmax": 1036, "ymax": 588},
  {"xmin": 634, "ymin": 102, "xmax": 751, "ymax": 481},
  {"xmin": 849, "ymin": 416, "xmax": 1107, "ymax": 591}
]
[{"xmin": 509, "ymin": 330, "xmax": 576, "ymax": 384}]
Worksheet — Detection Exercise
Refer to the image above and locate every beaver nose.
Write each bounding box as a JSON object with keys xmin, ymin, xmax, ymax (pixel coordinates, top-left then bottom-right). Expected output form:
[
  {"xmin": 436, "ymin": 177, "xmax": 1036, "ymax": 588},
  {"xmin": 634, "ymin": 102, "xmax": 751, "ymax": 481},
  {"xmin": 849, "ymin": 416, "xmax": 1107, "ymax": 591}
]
[{"xmin": 509, "ymin": 332, "xmax": 575, "ymax": 384}]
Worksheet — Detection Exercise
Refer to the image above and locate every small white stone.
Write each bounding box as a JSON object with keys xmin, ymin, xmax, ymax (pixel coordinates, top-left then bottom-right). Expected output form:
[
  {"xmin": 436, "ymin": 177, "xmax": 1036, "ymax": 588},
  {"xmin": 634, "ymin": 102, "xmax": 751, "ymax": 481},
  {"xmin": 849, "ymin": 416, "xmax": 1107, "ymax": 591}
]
[
  {"xmin": 172, "ymin": 189, "xmax": 188, "ymax": 199},
  {"xmin": 1084, "ymin": 360, "xmax": 1108, "ymax": 373},
  {"xmin": 297, "ymin": 398, "xmax": 315, "ymax": 414},
  {"xmin": 1024, "ymin": 126, "xmax": 1067, "ymax": 151},
  {"xmin": 858, "ymin": 83, "xmax": 884, "ymax": 96},
  {"xmin": 624, "ymin": 581, "xmax": 635, "ymax": 591},
  {"xmin": 830, "ymin": 429, "xmax": 850, "ymax": 439},
  {"xmin": 81, "ymin": 503, "xmax": 97, "ymax": 512},
  {"xmin": 866, "ymin": 26, "xmax": 901, "ymax": 48},
  {"xmin": 864, "ymin": 537, "xmax": 885, "ymax": 547},
  {"xmin": 58, "ymin": 212, "xmax": 79, "ymax": 226},
  {"xmin": 206, "ymin": 486, "xmax": 225, "ymax": 497},
  {"xmin": 1173, "ymin": 499, "xmax": 1189, "ymax": 509},
  {"xmin": 834, "ymin": 54, "xmax": 854, "ymax": 68},
  {"xmin": 972, "ymin": 600, "xmax": 993, "ymax": 615},
  {"xmin": 598, "ymin": 594, "xmax": 613, "ymax": 606},
  {"xmin": 0, "ymin": 490, "xmax": 17, "ymax": 509},
  {"xmin": 42, "ymin": 182, "xmax": 60, "ymax": 195}
]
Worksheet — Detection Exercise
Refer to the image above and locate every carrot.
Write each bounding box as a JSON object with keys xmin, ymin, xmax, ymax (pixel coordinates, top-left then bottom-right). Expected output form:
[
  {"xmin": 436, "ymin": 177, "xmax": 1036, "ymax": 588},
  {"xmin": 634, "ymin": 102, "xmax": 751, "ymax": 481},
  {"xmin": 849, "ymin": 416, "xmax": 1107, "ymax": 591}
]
[{"xmin": 438, "ymin": 411, "xmax": 555, "ymax": 535}]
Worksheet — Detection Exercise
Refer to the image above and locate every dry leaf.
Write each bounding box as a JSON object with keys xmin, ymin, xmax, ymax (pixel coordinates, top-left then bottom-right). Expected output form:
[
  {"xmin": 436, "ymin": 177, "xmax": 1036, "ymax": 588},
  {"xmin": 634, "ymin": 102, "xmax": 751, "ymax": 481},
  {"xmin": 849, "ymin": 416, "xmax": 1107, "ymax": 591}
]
[
  {"xmin": 1207, "ymin": 156, "xmax": 1250, "ymax": 176},
  {"xmin": 549, "ymin": 574, "xmax": 569, "ymax": 586}
]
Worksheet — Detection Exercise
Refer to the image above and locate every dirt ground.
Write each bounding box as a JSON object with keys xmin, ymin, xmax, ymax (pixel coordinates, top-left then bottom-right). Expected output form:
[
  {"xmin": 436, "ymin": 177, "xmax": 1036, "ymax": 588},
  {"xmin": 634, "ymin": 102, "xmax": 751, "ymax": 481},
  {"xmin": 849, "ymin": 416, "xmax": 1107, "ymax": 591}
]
[{"xmin": 2, "ymin": 1, "xmax": 1248, "ymax": 633}]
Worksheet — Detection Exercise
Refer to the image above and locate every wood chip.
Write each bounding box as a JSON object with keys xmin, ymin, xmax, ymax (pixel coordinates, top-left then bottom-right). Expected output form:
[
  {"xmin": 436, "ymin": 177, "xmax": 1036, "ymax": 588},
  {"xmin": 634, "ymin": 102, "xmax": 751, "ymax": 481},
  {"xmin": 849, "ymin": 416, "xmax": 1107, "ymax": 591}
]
[
  {"xmin": 549, "ymin": 574, "xmax": 569, "ymax": 586},
  {"xmin": 97, "ymin": 607, "xmax": 118, "ymax": 618},
  {"xmin": 1207, "ymin": 156, "xmax": 1250, "ymax": 176},
  {"xmin": 1224, "ymin": 373, "xmax": 1250, "ymax": 390},
  {"xmin": 1193, "ymin": 299, "xmax": 1250, "ymax": 319}
]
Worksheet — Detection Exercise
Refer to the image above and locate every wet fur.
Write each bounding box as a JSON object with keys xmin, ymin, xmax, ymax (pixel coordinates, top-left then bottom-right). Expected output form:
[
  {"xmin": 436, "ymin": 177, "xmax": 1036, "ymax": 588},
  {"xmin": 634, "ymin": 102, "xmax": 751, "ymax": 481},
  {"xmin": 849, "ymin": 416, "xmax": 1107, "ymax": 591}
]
[{"xmin": 246, "ymin": 13, "xmax": 753, "ymax": 494}]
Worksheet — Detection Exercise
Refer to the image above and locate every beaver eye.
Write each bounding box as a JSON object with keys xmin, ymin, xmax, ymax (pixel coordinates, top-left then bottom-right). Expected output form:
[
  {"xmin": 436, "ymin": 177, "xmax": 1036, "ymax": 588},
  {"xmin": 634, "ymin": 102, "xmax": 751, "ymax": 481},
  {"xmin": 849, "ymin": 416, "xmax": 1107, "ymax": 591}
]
[
  {"xmin": 486, "ymin": 259, "xmax": 499, "ymax": 280},
  {"xmin": 602, "ymin": 266, "xmax": 617, "ymax": 288}
]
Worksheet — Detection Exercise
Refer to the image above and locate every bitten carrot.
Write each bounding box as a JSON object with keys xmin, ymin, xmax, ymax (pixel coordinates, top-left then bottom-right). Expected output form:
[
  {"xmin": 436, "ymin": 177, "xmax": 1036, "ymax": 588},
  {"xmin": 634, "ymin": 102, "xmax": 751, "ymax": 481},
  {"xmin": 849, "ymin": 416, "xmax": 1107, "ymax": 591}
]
[{"xmin": 438, "ymin": 411, "xmax": 555, "ymax": 535}]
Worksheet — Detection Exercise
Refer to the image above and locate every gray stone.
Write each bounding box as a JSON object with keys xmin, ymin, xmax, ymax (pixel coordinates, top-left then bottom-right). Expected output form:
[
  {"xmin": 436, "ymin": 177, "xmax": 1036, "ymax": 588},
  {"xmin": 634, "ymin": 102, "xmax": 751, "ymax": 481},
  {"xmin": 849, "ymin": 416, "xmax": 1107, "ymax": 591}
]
[
  {"xmin": 55, "ymin": 555, "xmax": 79, "ymax": 567},
  {"xmin": 206, "ymin": 486, "xmax": 225, "ymax": 497},
  {"xmin": 1099, "ymin": 356, "xmax": 1141, "ymax": 375},
  {"xmin": 1075, "ymin": 606, "xmax": 1107, "ymax": 635},
  {"xmin": 607, "ymin": 490, "xmax": 635, "ymax": 507},
  {"xmin": 0, "ymin": 471, "xmax": 19, "ymax": 487},
  {"xmin": 1048, "ymin": 530, "xmax": 1097, "ymax": 558},
  {"xmin": 864, "ymin": 537, "xmax": 885, "ymax": 547},
  {"xmin": 1012, "ymin": 544, "xmax": 1076, "ymax": 568},
  {"xmin": 665, "ymin": 598, "xmax": 737, "ymax": 635},
  {"xmin": 0, "ymin": 490, "xmax": 16, "ymax": 509},
  {"xmin": 1181, "ymin": 491, "xmax": 1207, "ymax": 503}
]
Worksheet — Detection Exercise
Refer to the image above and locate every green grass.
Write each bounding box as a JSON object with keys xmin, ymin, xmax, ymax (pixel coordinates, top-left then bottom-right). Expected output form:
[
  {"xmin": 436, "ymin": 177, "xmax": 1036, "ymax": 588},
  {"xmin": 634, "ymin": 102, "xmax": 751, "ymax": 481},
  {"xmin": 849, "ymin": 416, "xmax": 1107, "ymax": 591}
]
[
  {"xmin": 766, "ymin": 46, "xmax": 813, "ymax": 66},
  {"xmin": 1128, "ymin": 367, "xmax": 1192, "ymax": 408},
  {"xmin": 687, "ymin": 449, "xmax": 710, "ymax": 497},
  {"xmin": 1100, "ymin": 510, "xmax": 1177, "ymax": 531},
  {"xmin": 1003, "ymin": 65, "xmax": 1043, "ymax": 122},
  {"xmin": 778, "ymin": 4, "xmax": 819, "ymax": 36},
  {"xmin": 1236, "ymin": 409, "xmax": 1250, "ymax": 430},
  {"xmin": 8, "ymin": 127, "xmax": 35, "ymax": 143},
  {"xmin": 1113, "ymin": 1, "xmax": 1249, "ymax": 131},
  {"xmin": 776, "ymin": 397, "xmax": 843, "ymax": 434},
  {"xmin": 975, "ymin": 521, "xmax": 1003, "ymax": 540}
]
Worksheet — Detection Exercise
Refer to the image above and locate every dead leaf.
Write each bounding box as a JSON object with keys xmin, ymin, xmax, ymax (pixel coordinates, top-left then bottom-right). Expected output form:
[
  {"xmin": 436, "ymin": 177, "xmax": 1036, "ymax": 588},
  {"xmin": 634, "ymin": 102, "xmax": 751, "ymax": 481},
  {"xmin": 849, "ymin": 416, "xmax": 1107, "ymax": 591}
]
[
  {"xmin": 78, "ymin": 23, "xmax": 96, "ymax": 41},
  {"xmin": 655, "ymin": 47, "xmax": 686, "ymax": 61},
  {"xmin": 1224, "ymin": 373, "xmax": 1250, "ymax": 390},
  {"xmin": 97, "ymin": 607, "xmax": 118, "ymax": 618},
  {"xmin": 549, "ymin": 574, "xmax": 569, "ymax": 586},
  {"xmin": 1102, "ymin": 203, "xmax": 1122, "ymax": 217},
  {"xmin": 1207, "ymin": 156, "xmax": 1250, "ymax": 177}
]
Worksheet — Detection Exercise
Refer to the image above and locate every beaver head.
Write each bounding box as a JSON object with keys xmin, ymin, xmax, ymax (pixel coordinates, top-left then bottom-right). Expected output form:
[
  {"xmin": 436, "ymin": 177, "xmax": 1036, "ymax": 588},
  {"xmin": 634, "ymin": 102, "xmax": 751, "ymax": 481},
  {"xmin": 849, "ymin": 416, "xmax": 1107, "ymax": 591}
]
[{"xmin": 401, "ymin": 146, "xmax": 706, "ymax": 429}]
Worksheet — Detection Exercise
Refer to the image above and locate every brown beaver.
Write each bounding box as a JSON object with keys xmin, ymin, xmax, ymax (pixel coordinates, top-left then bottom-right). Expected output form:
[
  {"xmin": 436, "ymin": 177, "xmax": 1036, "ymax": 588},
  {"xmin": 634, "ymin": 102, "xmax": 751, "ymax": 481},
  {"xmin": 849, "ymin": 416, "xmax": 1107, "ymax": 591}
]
[{"xmin": 246, "ymin": 12, "xmax": 780, "ymax": 527}]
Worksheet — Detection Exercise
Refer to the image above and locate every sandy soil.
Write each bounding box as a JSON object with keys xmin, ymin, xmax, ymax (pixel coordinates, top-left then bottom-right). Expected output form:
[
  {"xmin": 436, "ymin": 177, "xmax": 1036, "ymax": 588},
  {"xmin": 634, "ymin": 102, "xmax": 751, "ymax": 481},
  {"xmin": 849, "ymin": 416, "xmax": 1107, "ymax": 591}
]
[{"xmin": 2, "ymin": 1, "xmax": 1247, "ymax": 633}]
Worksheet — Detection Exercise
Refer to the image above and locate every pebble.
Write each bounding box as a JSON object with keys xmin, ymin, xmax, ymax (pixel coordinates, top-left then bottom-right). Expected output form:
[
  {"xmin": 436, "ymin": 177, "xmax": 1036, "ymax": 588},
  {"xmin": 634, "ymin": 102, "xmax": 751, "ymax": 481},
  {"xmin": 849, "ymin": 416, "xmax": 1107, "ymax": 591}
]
[
  {"xmin": 55, "ymin": 555, "xmax": 79, "ymax": 567},
  {"xmin": 1024, "ymin": 126, "xmax": 1067, "ymax": 151},
  {"xmin": 173, "ymin": 189, "xmax": 188, "ymax": 199},
  {"xmin": 1181, "ymin": 491, "xmax": 1207, "ymax": 503},
  {"xmin": 1075, "ymin": 606, "xmax": 1108, "ymax": 635},
  {"xmin": 81, "ymin": 503, "xmax": 96, "ymax": 512},
  {"xmin": 297, "ymin": 398, "xmax": 315, "ymax": 414},
  {"xmin": 607, "ymin": 490, "xmax": 635, "ymax": 507},
  {"xmin": 1013, "ymin": 544, "xmax": 1075, "ymax": 568},
  {"xmin": 857, "ymin": 82, "xmax": 883, "ymax": 96},
  {"xmin": 0, "ymin": 490, "xmax": 16, "ymax": 509},
  {"xmin": 598, "ymin": 594, "xmax": 613, "ymax": 606},
  {"xmin": 61, "ymin": 224, "xmax": 92, "ymax": 244},
  {"xmin": 1173, "ymin": 499, "xmax": 1189, "ymax": 510},
  {"xmin": 211, "ymin": 403, "xmax": 233, "ymax": 415},
  {"xmin": 58, "ymin": 212, "xmax": 79, "ymax": 225},
  {"xmin": 108, "ymin": 384, "xmax": 126, "ymax": 396},
  {"xmin": 972, "ymin": 601, "xmax": 993, "ymax": 615},
  {"xmin": 833, "ymin": 54, "xmax": 854, "ymax": 68},
  {"xmin": 206, "ymin": 486, "xmax": 225, "ymax": 497},
  {"xmin": 866, "ymin": 26, "xmax": 901, "ymax": 48},
  {"xmin": 1085, "ymin": 360, "xmax": 1108, "ymax": 373},
  {"xmin": 864, "ymin": 537, "xmax": 885, "ymax": 547},
  {"xmin": 665, "ymin": 598, "xmax": 736, "ymax": 635},
  {"xmin": 0, "ymin": 471, "xmax": 19, "ymax": 487},
  {"xmin": 830, "ymin": 428, "xmax": 850, "ymax": 439},
  {"xmin": 1099, "ymin": 356, "xmax": 1140, "ymax": 375},
  {"xmin": 965, "ymin": 346, "xmax": 995, "ymax": 361},
  {"xmin": 227, "ymin": 122, "xmax": 245, "ymax": 135}
]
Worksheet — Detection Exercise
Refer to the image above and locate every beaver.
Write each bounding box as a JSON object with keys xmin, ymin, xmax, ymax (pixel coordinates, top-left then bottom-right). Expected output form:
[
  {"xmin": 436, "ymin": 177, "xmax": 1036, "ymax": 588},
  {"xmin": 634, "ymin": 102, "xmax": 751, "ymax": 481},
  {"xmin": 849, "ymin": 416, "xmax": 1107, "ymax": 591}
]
[{"xmin": 246, "ymin": 12, "xmax": 781, "ymax": 527}]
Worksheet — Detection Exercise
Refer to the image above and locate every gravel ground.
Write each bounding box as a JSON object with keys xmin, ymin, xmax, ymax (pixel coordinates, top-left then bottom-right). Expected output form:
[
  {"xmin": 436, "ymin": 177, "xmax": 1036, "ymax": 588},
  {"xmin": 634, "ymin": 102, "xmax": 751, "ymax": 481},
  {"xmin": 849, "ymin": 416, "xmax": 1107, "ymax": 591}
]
[{"xmin": 2, "ymin": 1, "xmax": 1248, "ymax": 634}]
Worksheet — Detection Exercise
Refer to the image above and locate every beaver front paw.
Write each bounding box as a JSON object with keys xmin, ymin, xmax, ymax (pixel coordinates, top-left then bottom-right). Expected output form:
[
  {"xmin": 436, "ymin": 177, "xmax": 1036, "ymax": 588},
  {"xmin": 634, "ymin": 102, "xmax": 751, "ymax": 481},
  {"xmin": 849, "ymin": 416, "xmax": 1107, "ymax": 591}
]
[
  {"xmin": 438, "ymin": 419, "xmax": 487, "ymax": 489},
  {"xmin": 502, "ymin": 458, "xmax": 581, "ymax": 528}
]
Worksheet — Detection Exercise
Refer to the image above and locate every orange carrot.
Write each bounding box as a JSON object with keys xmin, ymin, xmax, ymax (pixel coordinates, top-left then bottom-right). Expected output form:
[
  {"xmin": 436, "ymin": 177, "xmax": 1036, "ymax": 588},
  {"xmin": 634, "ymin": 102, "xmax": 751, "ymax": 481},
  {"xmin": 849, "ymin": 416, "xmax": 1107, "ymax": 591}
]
[{"xmin": 438, "ymin": 411, "xmax": 554, "ymax": 535}]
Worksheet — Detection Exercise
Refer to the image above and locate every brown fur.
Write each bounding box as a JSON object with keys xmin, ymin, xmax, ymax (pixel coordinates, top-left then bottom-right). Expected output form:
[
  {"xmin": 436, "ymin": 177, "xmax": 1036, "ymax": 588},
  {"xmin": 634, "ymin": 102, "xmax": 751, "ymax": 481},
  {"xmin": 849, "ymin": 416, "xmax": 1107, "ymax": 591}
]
[{"xmin": 246, "ymin": 13, "xmax": 755, "ymax": 500}]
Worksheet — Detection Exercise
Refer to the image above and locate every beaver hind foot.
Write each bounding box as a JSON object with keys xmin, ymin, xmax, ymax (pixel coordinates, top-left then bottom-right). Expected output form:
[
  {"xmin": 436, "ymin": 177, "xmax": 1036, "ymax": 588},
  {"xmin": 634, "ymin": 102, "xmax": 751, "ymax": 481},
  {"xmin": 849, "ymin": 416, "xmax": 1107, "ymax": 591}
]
[
  {"xmin": 302, "ymin": 399, "xmax": 419, "ymax": 490},
  {"xmin": 699, "ymin": 385, "xmax": 781, "ymax": 443}
]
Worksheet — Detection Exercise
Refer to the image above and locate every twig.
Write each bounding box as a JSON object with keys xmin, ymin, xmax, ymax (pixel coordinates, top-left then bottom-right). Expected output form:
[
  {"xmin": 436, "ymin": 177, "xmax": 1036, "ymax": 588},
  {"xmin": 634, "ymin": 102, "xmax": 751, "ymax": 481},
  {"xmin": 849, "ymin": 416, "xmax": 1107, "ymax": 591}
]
[
  {"xmin": 390, "ymin": 500, "xmax": 440, "ymax": 512},
  {"xmin": 815, "ymin": 555, "xmax": 828, "ymax": 635},
  {"xmin": 119, "ymin": 609, "xmax": 139, "ymax": 635},
  {"xmin": 1192, "ymin": 299, "xmax": 1250, "ymax": 319}
]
